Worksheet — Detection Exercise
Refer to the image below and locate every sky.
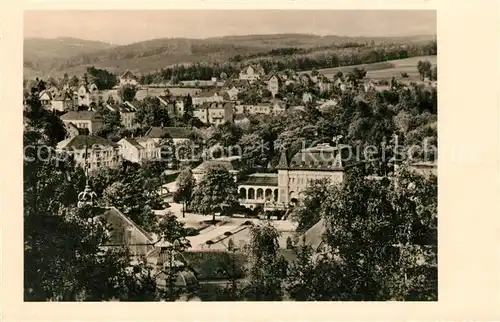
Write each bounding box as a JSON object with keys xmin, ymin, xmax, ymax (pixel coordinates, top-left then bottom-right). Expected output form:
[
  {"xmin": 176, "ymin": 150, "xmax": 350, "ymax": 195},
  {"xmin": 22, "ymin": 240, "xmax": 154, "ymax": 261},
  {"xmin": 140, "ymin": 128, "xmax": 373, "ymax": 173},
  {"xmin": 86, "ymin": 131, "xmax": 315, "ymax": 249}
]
[{"xmin": 24, "ymin": 10, "xmax": 436, "ymax": 45}]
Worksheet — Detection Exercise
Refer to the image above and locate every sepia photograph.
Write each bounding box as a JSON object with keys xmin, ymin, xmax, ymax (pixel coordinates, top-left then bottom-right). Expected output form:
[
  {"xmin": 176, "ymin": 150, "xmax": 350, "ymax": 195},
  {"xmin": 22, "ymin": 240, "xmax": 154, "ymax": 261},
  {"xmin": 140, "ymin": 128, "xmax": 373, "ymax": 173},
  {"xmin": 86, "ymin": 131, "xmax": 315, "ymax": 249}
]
[{"xmin": 23, "ymin": 9, "xmax": 438, "ymax": 302}]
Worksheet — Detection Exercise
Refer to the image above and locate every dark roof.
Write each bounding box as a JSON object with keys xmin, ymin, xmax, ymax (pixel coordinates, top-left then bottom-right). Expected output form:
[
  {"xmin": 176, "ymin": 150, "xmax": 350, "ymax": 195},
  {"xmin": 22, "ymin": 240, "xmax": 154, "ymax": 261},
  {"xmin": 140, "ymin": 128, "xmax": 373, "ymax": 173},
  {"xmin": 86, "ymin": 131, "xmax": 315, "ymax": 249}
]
[
  {"xmin": 120, "ymin": 70, "xmax": 138, "ymax": 80},
  {"xmin": 60, "ymin": 110, "xmax": 101, "ymax": 121},
  {"xmin": 98, "ymin": 207, "xmax": 154, "ymax": 245},
  {"xmin": 300, "ymin": 218, "xmax": 327, "ymax": 252},
  {"xmin": 237, "ymin": 173, "xmax": 278, "ymax": 186},
  {"xmin": 58, "ymin": 135, "xmax": 118, "ymax": 150},
  {"xmin": 277, "ymin": 143, "xmax": 351, "ymax": 171},
  {"xmin": 199, "ymin": 101, "xmax": 234, "ymax": 110},
  {"xmin": 182, "ymin": 251, "xmax": 248, "ymax": 281},
  {"xmin": 145, "ymin": 126, "xmax": 194, "ymax": 139}
]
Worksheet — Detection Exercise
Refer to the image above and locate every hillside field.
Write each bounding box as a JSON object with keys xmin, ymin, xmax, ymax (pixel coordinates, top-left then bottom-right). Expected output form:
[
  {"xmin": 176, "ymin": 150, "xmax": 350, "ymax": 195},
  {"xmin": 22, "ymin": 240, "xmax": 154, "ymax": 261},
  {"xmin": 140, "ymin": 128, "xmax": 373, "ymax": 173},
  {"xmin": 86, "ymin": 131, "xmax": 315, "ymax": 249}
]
[{"xmin": 301, "ymin": 55, "xmax": 437, "ymax": 81}]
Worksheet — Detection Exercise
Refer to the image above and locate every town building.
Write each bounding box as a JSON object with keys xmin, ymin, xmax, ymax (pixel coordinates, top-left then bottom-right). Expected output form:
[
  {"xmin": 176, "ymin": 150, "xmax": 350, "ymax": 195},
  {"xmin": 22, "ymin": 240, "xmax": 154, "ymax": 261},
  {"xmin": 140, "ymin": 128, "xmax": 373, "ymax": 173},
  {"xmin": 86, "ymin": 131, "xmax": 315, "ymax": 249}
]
[
  {"xmin": 194, "ymin": 102, "xmax": 234, "ymax": 126},
  {"xmin": 266, "ymin": 74, "xmax": 282, "ymax": 97},
  {"xmin": 39, "ymin": 90, "xmax": 53, "ymax": 109},
  {"xmin": 118, "ymin": 137, "xmax": 160, "ymax": 163},
  {"xmin": 275, "ymin": 142, "xmax": 355, "ymax": 205},
  {"xmin": 120, "ymin": 101, "xmax": 138, "ymax": 129},
  {"xmin": 56, "ymin": 135, "xmax": 122, "ymax": 171},
  {"xmin": 51, "ymin": 92, "xmax": 74, "ymax": 112},
  {"xmin": 144, "ymin": 126, "xmax": 195, "ymax": 145},
  {"xmin": 191, "ymin": 90, "xmax": 226, "ymax": 106},
  {"xmin": 158, "ymin": 96, "xmax": 185, "ymax": 117},
  {"xmin": 60, "ymin": 110, "xmax": 104, "ymax": 134},
  {"xmin": 302, "ymin": 92, "xmax": 313, "ymax": 104},
  {"xmin": 119, "ymin": 70, "xmax": 139, "ymax": 87},
  {"xmin": 237, "ymin": 173, "xmax": 279, "ymax": 210},
  {"xmin": 225, "ymin": 86, "xmax": 240, "ymax": 101},
  {"xmin": 239, "ymin": 64, "xmax": 264, "ymax": 81}
]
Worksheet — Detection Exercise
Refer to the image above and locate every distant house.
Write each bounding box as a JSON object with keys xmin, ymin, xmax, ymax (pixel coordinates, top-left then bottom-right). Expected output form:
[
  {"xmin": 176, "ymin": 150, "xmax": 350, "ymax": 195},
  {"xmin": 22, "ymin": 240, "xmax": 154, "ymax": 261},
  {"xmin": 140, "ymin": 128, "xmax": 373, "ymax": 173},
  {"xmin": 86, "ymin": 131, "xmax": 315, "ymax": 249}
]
[
  {"xmin": 225, "ymin": 86, "xmax": 240, "ymax": 101},
  {"xmin": 266, "ymin": 74, "xmax": 282, "ymax": 97},
  {"xmin": 56, "ymin": 135, "xmax": 121, "ymax": 171},
  {"xmin": 318, "ymin": 76, "xmax": 332, "ymax": 93},
  {"xmin": 302, "ymin": 92, "xmax": 313, "ymax": 104},
  {"xmin": 158, "ymin": 96, "xmax": 185, "ymax": 117},
  {"xmin": 116, "ymin": 101, "xmax": 137, "ymax": 129},
  {"xmin": 239, "ymin": 65, "xmax": 264, "ymax": 81},
  {"xmin": 76, "ymin": 84, "xmax": 92, "ymax": 106},
  {"xmin": 60, "ymin": 110, "xmax": 104, "ymax": 134},
  {"xmin": 270, "ymin": 100, "xmax": 287, "ymax": 115},
  {"xmin": 192, "ymin": 90, "xmax": 226, "ymax": 106},
  {"xmin": 51, "ymin": 92, "xmax": 74, "ymax": 112},
  {"xmin": 119, "ymin": 70, "xmax": 139, "ymax": 87},
  {"xmin": 194, "ymin": 102, "xmax": 234, "ymax": 126},
  {"xmin": 242, "ymin": 104, "xmax": 272, "ymax": 115},
  {"xmin": 118, "ymin": 137, "xmax": 160, "ymax": 163},
  {"xmin": 144, "ymin": 126, "xmax": 194, "ymax": 145},
  {"xmin": 39, "ymin": 90, "xmax": 53, "ymax": 109},
  {"xmin": 65, "ymin": 122, "xmax": 80, "ymax": 138}
]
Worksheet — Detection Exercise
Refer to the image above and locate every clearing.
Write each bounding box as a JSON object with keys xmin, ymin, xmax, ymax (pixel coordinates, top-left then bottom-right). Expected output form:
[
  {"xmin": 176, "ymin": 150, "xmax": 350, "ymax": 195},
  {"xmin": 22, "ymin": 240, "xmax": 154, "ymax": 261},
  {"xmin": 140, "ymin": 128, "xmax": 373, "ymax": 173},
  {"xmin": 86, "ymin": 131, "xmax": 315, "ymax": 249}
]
[{"xmin": 301, "ymin": 55, "xmax": 437, "ymax": 82}]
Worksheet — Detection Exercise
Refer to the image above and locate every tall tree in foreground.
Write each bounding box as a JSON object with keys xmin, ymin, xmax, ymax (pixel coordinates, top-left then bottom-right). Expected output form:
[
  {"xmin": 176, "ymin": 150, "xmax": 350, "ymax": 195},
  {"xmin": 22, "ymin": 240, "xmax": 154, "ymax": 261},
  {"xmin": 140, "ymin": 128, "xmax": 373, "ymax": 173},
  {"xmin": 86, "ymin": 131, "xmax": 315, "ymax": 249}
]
[
  {"xmin": 174, "ymin": 167, "xmax": 196, "ymax": 218},
  {"xmin": 285, "ymin": 167, "xmax": 437, "ymax": 301},
  {"xmin": 191, "ymin": 165, "xmax": 238, "ymax": 223},
  {"xmin": 244, "ymin": 222, "xmax": 288, "ymax": 301}
]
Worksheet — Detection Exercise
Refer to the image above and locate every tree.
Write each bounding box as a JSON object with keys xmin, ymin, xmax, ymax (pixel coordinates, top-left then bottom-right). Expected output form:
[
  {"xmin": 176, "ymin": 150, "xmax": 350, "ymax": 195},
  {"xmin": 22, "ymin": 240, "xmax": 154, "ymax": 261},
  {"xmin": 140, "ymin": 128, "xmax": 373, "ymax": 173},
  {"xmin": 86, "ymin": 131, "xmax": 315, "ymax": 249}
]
[
  {"xmin": 417, "ymin": 60, "xmax": 432, "ymax": 81},
  {"xmin": 173, "ymin": 167, "xmax": 196, "ymax": 218},
  {"xmin": 183, "ymin": 94, "xmax": 194, "ymax": 121},
  {"xmin": 96, "ymin": 110, "xmax": 123, "ymax": 140},
  {"xmin": 87, "ymin": 66, "xmax": 118, "ymax": 90},
  {"xmin": 311, "ymin": 68, "xmax": 319, "ymax": 76},
  {"xmin": 69, "ymin": 75, "xmax": 80, "ymax": 87},
  {"xmin": 118, "ymin": 84, "xmax": 138, "ymax": 102},
  {"xmin": 23, "ymin": 121, "xmax": 155, "ymax": 301},
  {"xmin": 289, "ymin": 178, "xmax": 330, "ymax": 233},
  {"xmin": 135, "ymin": 96, "xmax": 171, "ymax": 128},
  {"xmin": 430, "ymin": 66, "xmax": 437, "ymax": 81},
  {"xmin": 244, "ymin": 222, "xmax": 288, "ymax": 300},
  {"xmin": 313, "ymin": 167, "xmax": 437, "ymax": 300},
  {"xmin": 191, "ymin": 165, "xmax": 238, "ymax": 223}
]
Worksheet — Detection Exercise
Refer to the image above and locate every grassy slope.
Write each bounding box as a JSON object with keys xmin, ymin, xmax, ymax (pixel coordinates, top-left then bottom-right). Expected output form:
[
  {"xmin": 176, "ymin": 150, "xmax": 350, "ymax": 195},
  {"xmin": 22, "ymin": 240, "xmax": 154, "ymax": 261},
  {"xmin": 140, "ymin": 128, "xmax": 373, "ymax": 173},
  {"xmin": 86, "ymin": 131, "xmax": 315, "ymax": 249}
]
[
  {"xmin": 300, "ymin": 55, "xmax": 437, "ymax": 82},
  {"xmin": 24, "ymin": 34, "xmax": 436, "ymax": 79}
]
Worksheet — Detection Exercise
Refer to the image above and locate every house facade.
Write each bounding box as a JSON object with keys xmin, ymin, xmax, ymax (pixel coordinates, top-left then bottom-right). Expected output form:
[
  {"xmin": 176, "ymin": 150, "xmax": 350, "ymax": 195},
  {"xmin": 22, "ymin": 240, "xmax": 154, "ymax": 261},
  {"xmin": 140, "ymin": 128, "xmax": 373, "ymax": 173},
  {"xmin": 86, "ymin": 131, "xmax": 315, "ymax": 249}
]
[
  {"xmin": 266, "ymin": 74, "xmax": 281, "ymax": 97},
  {"xmin": 118, "ymin": 137, "xmax": 160, "ymax": 163},
  {"xmin": 39, "ymin": 90, "xmax": 53, "ymax": 109},
  {"xmin": 119, "ymin": 70, "xmax": 139, "ymax": 87},
  {"xmin": 275, "ymin": 143, "xmax": 352, "ymax": 205},
  {"xmin": 144, "ymin": 126, "xmax": 194, "ymax": 145},
  {"xmin": 60, "ymin": 110, "xmax": 104, "ymax": 134},
  {"xmin": 192, "ymin": 90, "xmax": 225, "ymax": 106},
  {"xmin": 56, "ymin": 135, "xmax": 122, "ymax": 171},
  {"xmin": 194, "ymin": 102, "xmax": 234, "ymax": 126},
  {"xmin": 51, "ymin": 92, "xmax": 74, "ymax": 112},
  {"xmin": 239, "ymin": 65, "xmax": 264, "ymax": 81}
]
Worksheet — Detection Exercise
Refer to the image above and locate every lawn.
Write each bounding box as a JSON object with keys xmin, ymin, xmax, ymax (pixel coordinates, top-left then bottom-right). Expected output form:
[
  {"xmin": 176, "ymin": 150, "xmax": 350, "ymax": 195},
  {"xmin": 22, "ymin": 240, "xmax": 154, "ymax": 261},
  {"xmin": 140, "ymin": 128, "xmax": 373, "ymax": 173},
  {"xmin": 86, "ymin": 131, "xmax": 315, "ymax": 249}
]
[{"xmin": 301, "ymin": 55, "xmax": 437, "ymax": 82}]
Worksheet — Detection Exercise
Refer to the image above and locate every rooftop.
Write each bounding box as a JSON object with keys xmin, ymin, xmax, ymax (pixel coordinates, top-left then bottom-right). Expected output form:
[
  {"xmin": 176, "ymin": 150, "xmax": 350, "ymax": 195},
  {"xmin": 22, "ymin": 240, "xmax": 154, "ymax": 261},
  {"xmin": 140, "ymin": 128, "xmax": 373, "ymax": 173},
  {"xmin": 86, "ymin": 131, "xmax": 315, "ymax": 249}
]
[
  {"xmin": 237, "ymin": 173, "xmax": 278, "ymax": 186},
  {"xmin": 57, "ymin": 135, "xmax": 119, "ymax": 150},
  {"xmin": 145, "ymin": 126, "xmax": 194, "ymax": 139},
  {"xmin": 60, "ymin": 110, "xmax": 101, "ymax": 121}
]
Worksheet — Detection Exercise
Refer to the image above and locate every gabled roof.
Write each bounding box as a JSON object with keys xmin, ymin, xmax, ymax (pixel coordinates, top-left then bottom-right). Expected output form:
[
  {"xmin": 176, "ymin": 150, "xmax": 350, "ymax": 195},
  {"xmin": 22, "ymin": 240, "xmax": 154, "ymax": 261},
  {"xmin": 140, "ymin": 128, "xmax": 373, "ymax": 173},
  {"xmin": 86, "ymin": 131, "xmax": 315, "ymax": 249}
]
[
  {"xmin": 277, "ymin": 143, "xmax": 351, "ymax": 171},
  {"xmin": 60, "ymin": 110, "xmax": 101, "ymax": 121},
  {"xmin": 300, "ymin": 218, "xmax": 327, "ymax": 252},
  {"xmin": 57, "ymin": 135, "xmax": 118, "ymax": 150},
  {"xmin": 195, "ymin": 89, "xmax": 221, "ymax": 98},
  {"xmin": 97, "ymin": 206, "xmax": 154, "ymax": 245},
  {"xmin": 39, "ymin": 90, "xmax": 52, "ymax": 100},
  {"xmin": 120, "ymin": 70, "xmax": 138, "ymax": 80},
  {"xmin": 119, "ymin": 137, "xmax": 145, "ymax": 150}
]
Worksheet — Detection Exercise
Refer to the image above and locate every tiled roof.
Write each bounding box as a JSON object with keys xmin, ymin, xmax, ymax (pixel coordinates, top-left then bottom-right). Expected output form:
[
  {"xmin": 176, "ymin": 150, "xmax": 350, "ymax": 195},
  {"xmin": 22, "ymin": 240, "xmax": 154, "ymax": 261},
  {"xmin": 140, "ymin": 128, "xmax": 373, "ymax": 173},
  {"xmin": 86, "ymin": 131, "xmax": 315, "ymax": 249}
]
[
  {"xmin": 145, "ymin": 126, "xmax": 194, "ymax": 139},
  {"xmin": 237, "ymin": 173, "xmax": 278, "ymax": 186},
  {"xmin": 98, "ymin": 207, "xmax": 154, "ymax": 245},
  {"xmin": 195, "ymin": 90, "xmax": 220, "ymax": 98},
  {"xmin": 199, "ymin": 101, "xmax": 234, "ymax": 110},
  {"xmin": 277, "ymin": 143, "xmax": 351, "ymax": 171},
  {"xmin": 300, "ymin": 218, "xmax": 326, "ymax": 252},
  {"xmin": 57, "ymin": 135, "xmax": 118, "ymax": 150},
  {"xmin": 60, "ymin": 110, "xmax": 100, "ymax": 121}
]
